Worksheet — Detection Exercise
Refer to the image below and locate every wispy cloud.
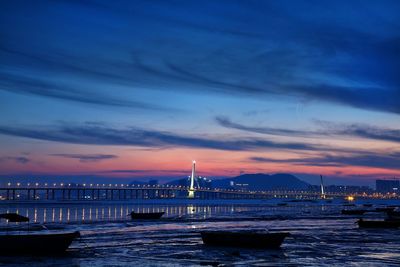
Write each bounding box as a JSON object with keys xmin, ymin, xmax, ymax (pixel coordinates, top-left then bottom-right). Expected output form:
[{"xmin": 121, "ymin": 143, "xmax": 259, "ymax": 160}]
[
  {"xmin": 50, "ymin": 153, "xmax": 118, "ymax": 162},
  {"xmin": 0, "ymin": 156, "xmax": 30, "ymax": 164},
  {"xmin": 216, "ymin": 116, "xmax": 311, "ymax": 137},
  {"xmin": 250, "ymin": 152, "xmax": 400, "ymax": 170},
  {"xmin": 314, "ymin": 120, "xmax": 400, "ymax": 143},
  {"xmin": 1, "ymin": 1, "xmax": 400, "ymax": 114},
  {"xmin": 0, "ymin": 71, "xmax": 174, "ymax": 112},
  {"xmin": 103, "ymin": 169, "xmax": 189, "ymax": 175},
  {"xmin": 0, "ymin": 122, "xmax": 322, "ymax": 152},
  {"xmin": 217, "ymin": 116, "xmax": 400, "ymax": 144}
]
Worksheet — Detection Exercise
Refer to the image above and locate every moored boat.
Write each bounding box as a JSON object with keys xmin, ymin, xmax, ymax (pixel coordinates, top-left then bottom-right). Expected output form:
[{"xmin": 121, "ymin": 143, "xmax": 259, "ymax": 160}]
[
  {"xmin": 129, "ymin": 211, "xmax": 165, "ymax": 220},
  {"xmin": 0, "ymin": 231, "xmax": 81, "ymax": 254},
  {"xmin": 387, "ymin": 210, "xmax": 400, "ymax": 220},
  {"xmin": 200, "ymin": 231, "xmax": 290, "ymax": 248},
  {"xmin": 0, "ymin": 213, "xmax": 80, "ymax": 254},
  {"xmin": 375, "ymin": 207, "xmax": 395, "ymax": 212},
  {"xmin": 357, "ymin": 219, "xmax": 400, "ymax": 229},
  {"xmin": 341, "ymin": 209, "xmax": 367, "ymax": 215}
]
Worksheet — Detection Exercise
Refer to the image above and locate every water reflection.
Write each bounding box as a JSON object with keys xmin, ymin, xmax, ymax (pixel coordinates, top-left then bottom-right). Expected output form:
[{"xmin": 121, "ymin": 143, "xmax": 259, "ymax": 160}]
[
  {"xmin": 1, "ymin": 199, "xmax": 395, "ymax": 225},
  {"xmin": 0, "ymin": 202, "xmax": 288, "ymax": 224}
]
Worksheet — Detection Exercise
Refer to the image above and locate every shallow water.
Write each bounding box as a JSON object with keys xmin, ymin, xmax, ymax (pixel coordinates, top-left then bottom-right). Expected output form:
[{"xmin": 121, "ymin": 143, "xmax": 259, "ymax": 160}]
[{"xmin": 1, "ymin": 199, "xmax": 400, "ymax": 266}]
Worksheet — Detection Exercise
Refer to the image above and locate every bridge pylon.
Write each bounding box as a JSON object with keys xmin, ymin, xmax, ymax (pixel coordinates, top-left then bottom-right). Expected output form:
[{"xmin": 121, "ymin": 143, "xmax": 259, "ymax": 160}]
[{"xmin": 188, "ymin": 160, "xmax": 196, "ymax": 198}]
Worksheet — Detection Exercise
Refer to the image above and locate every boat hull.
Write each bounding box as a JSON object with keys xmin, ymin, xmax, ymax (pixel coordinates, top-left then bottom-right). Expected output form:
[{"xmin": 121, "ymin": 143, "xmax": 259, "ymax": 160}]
[
  {"xmin": 130, "ymin": 212, "xmax": 165, "ymax": 220},
  {"xmin": 201, "ymin": 231, "xmax": 290, "ymax": 249},
  {"xmin": 375, "ymin": 207, "xmax": 395, "ymax": 212},
  {"xmin": 357, "ymin": 220, "xmax": 400, "ymax": 229},
  {"xmin": 387, "ymin": 211, "xmax": 400, "ymax": 220},
  {"xmin": 341, "ymin": 209, "xmax": 367, "ymax": 215},
  {"xmin": 0, "ymin": 231, "xmax": 80, "ymax": 254}
]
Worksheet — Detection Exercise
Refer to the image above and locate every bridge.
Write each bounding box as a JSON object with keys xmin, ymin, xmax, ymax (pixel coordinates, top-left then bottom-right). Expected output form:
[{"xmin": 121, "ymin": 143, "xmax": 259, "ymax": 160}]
[
  {"xmin": 0, "ymin": 182, "xmax": 370, "ymax": 201},
  {"xmin": 0, "ymin": 161, "xmax": 383, "ymax": 201}
]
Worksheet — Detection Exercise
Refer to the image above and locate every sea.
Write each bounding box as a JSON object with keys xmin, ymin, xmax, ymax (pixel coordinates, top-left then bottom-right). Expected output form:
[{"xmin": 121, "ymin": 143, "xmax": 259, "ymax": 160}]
[{"xmin": 1, "ymin": 198, "xmax": 400, "ymax": 266}]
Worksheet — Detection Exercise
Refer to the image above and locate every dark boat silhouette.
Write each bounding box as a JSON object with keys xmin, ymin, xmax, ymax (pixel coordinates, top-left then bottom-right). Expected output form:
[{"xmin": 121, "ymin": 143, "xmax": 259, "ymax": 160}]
[
  {"xmin": 357, "ymin": 219, "xmax": 400, "ymax": 229},
  {"xmin": 375, "ymin": 207, "xmax": 395, "ymax": 212},
  {"xmin": 0, "ymin": 213, "xmax": 80, "ymax": 254},
  {"xmin": 341, "ymin": 209, "xmax": 367, "ymax": 215},
  {"xmin": 342, "ymin": 203, "xmax": 356, "ymax": 207},
  {"xmin": 200, "ymin": 231, "xmax": 290, "ymax": 249},
  {"xmin": 363, "ymin": 204, "xmax": 373, "ymax": 207},
  {"xmin": 0, "ymin": 213, "xmax": 29, "ymax": 222},
  {"xmin": 0, "ymin": 231, "xmax": 81, "ymax": 254},
  {"xmin": 387, "ymin": 210, "xmax": 400, "ymax": 220},
  {"xmin": 129, "ymin": 211, "xmax": 165, "ymax": 220}
]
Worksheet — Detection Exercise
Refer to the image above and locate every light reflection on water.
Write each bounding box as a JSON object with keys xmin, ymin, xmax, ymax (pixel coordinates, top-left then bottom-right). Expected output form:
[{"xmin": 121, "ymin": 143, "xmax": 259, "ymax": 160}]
[
  {"xmin": 0, "ymin": 202, "xmax": 263, "ymax": 224},
  {"xmin": 0, "ymin": 199, "xmax": 400, "ymax": 266}
]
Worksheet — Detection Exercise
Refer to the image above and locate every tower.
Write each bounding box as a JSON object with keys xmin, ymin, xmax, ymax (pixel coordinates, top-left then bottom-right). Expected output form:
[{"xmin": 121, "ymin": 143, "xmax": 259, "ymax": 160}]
[
  {"xmin": 320, "ymin": 175, "xmax": 326, "ymax": 199},
  {"xmin": 188, "ymin": 160, "xmax": 196, "ymax": 198}
]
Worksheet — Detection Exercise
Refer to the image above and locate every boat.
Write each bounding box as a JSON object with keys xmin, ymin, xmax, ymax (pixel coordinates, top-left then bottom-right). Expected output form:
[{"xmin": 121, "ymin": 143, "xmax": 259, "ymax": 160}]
[
  {"xmin": 200, "ymin": 231, "xmax": 290, "ymax": 249},
  {"xmin": 375, "ymin": 207, "xmax": 395, "ymax": 212},
  {"xmin": 129, "ymin": 211, "xmax": 165, "ymax": 220},
  {"xmin": 0, "ymin": 213, "xmax": 80, "ymax": 254},
  {"xmin": 357, "ymin": 219, "xmax": 400, "ymax": 229},
  {"xmin": 387, "ymin": 210, "xmax": 400, "ymax": 220},
  {"xmin": 362, "ymin": 204, "xmax": 373, "ymax": 207},
  {"xmin": 341, "ymin": 209, "xmax": 367, "ymax": 215},
  {"xmin": 0, "ymin": 231, "xmax": 81, "ymax": 254}
]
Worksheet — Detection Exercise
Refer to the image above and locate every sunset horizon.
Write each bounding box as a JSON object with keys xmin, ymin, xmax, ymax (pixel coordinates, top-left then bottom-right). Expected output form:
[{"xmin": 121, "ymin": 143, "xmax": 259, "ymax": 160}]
[{"xmin": 1, "ymin": 0, "xmax": 399, "ymax": 186}]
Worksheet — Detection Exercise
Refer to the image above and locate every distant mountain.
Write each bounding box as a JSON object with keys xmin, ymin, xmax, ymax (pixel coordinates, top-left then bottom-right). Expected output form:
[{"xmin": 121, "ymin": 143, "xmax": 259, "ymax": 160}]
[{"xmin": 212, "ymin": 173, "xmax": 309, "ymax": 190}]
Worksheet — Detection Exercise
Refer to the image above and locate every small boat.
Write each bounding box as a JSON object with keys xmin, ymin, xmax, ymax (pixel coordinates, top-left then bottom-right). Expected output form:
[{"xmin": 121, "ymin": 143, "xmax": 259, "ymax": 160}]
[
  {"xmin": 0, "ymin": 231, "xmax": 81, "ymax": 254},
  {"xmin": 363, "ymin": 204, "xmax": 373, "ymax": 207},
  {"xmin": 357, "ymin": 219, "xmax": 400, "ymax": 229},
  {"xmin": 129, "ymin": 211, "xmax": 165, "ymax": 220},
  {"xmin": 200, "ymin": 231, "xmax": 290, "ymax": 249},
  {"xmin": 341, "ymin": 209, "xmax": 367, "ymax": 215},
  {"xmin": 375, "ymin": 207, "xmax": 395, "ymax": 212},
  {"xmin": 387, "ymin": 211, "xmax": 400, "ymax": 220},
  {"xmin": 0, "ymin": 213, "xmax": 80, "ymax": 254}
]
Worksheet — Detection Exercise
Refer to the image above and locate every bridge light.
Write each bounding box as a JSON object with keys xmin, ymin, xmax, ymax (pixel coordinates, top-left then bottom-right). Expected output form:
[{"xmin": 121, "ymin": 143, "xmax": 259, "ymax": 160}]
[
  {"xmin": 17, "ymin": 183, "xmax": 20, "ymax": 187},
  {"xmin": 45, "ymin": 183, "xmax": 48, "ymax": 186},
  {"xmin": 35, "ymin": 183, "xmax": 39, "ymax": 186},
  {"xmin": 7, "ymin": 182, "xmax": 11, "ymax": 186}
]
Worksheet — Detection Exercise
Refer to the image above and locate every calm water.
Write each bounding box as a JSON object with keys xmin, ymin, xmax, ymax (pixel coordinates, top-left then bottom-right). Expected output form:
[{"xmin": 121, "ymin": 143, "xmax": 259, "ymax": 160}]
[{"xmin": 1, "ymin": 199, "xmax": 400, "ymax": 266}]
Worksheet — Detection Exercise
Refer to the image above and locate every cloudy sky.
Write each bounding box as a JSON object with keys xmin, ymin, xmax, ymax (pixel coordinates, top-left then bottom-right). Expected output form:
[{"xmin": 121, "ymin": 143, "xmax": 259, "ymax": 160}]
[{"xmin": 1, "ymin": 0, "xmax": 399, "ymax": 185}]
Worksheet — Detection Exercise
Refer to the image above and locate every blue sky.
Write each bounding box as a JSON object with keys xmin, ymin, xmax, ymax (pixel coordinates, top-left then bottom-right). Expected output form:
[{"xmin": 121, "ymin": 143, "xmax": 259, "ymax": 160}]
[{"xmin": 0, "ymin": 0, "xmax": 399, "ymax": 185}]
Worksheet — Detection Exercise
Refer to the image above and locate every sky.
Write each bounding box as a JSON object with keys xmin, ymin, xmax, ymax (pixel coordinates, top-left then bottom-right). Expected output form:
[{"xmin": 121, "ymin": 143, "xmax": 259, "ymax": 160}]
[{"xmin": 0, "ymin": 0, "xmax": 399, "ymax": 186}]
